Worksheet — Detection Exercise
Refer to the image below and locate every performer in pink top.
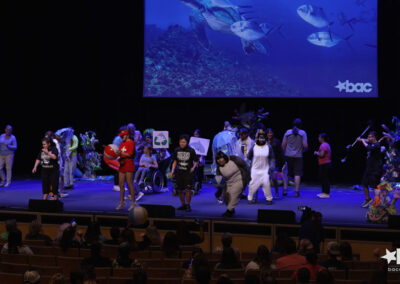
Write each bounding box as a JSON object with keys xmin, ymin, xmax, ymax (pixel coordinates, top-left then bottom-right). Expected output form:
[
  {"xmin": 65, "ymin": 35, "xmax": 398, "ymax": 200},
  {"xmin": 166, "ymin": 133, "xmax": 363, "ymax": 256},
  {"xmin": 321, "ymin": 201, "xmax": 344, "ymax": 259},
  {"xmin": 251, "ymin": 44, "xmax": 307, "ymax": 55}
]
[{"xmin": 314, "ymin": 133, "xmax": 331, "ymax": 199}]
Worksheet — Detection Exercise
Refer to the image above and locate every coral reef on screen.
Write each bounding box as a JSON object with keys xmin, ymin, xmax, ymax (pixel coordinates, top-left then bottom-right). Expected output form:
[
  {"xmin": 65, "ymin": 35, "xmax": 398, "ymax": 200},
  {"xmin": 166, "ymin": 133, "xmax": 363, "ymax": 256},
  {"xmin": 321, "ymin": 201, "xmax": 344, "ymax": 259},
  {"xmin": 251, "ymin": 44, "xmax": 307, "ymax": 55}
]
[{"xmin": 143, "ymin": 25, "xmax": 297, "ymax": 97}]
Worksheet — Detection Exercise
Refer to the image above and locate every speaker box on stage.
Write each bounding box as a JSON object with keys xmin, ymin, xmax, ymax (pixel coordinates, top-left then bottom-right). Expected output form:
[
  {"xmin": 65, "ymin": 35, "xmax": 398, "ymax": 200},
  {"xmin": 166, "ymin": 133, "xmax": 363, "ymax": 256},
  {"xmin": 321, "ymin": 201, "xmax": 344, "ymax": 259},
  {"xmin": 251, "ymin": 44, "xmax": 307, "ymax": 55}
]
[
  {"xmin": 388, "ymin": 215, "xmax": 400, "ymax": 229},
  {"xmin": 257, "ymin": 209, "xmax": 296, "ymax": 224},
  {"xmin": 140, "ymin": 204, "xmax": 175, "ymax": 218},
  {"xmin": 28, "ymin": 199, "xmax": 64, "ymax": 213}
]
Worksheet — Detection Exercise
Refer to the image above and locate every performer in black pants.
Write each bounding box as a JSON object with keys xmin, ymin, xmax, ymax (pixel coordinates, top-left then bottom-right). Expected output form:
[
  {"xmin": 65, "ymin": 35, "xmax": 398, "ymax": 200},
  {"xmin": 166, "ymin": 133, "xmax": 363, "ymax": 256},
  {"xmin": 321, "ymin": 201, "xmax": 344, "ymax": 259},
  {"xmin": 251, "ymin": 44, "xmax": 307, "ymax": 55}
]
[
  {"xmin": 357, "ymin": 131, "xmax": 383, "ymax": 208},
  {"xmin": 266, "ymin": 128, "xmax": 284, "ymax": 198},
  {"xmin": 32, "ymin": 138, "xmax": 60, "ymax": 200},
  {"xmin": 170, "ymin": 135, "xmax": 198, "ymax": 212}
]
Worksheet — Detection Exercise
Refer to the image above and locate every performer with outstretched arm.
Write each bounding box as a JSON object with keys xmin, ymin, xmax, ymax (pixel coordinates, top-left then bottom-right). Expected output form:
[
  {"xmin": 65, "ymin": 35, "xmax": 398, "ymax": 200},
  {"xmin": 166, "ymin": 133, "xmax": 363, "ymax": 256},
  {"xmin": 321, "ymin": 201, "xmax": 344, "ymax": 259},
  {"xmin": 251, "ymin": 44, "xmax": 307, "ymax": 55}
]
[
  {"xmin": 170, "ymin": 135, "xmax": 198, "ymax": 212},
  {"xmin": 357, "ymin": 131, "xmax": 383, "ymax": 208},
  {"xmin": 215, "ymin": 151, "xmax": 250, "ymax": 217},
  {"xmin": 115, "ymin": 130, "xmax": 136, "ymax": 211}
]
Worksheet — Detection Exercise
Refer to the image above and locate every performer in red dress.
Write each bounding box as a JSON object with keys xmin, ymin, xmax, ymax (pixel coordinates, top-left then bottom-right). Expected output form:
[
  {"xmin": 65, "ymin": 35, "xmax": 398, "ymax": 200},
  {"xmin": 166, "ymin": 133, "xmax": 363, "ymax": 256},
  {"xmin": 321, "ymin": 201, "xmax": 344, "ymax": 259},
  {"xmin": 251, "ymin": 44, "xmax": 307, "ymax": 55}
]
[{"xmin": 116, "ymin": 130, "xmax": 136, "ymax": 210}]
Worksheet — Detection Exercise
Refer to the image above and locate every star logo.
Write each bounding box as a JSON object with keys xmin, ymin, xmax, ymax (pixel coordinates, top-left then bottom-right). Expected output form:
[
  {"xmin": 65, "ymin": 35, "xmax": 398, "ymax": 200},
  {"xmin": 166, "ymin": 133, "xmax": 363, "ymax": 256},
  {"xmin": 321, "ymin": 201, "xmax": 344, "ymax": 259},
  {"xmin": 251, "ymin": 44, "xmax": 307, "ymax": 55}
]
[
  {"xmin": 381, "ymin": 249, "xmax": 397, "ymax": 264},
  {"xmin": 335, "ymin": 80, "xmax": 346, "ymax": 92}
]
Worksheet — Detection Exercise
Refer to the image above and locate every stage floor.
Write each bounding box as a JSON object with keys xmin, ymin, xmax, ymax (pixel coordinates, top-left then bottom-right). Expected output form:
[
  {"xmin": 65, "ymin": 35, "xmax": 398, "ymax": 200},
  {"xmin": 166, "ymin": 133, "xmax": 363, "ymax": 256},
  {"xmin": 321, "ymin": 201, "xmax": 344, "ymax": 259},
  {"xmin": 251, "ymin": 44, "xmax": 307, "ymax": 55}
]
[{"xmin": 0, "ymin": 179, "xmax": 396, "ymax": 228}]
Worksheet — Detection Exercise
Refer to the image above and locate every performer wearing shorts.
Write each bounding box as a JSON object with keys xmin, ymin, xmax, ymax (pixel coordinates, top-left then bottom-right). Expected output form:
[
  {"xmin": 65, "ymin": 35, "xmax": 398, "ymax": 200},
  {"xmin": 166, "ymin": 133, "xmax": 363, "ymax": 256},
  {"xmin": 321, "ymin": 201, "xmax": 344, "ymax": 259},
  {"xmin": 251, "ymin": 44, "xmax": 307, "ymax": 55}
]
[
  {"xmin": 357, "ymin": 131, "xmax": 383, "ymax": 208},
  {"xmin": 32, "ymin": 138, "xmax": 59, "ymax": 200},
  {"xmin": 116, "ymin": 130, "xmax": 136, "ymax": 211},
  {"xmin": 215, "ymin": 151, "xmax": 250, "ymax": 217},
  {"xmin": 282, "ymin": 118, "xmax": 308, "ymax": 197},
  {"xmin": 247, "ymin": 130, "xmax": 275, "ymax": 205},
  {"xmin": 170, "ymin": 135, "xmax": 198, "ymax": 212}
]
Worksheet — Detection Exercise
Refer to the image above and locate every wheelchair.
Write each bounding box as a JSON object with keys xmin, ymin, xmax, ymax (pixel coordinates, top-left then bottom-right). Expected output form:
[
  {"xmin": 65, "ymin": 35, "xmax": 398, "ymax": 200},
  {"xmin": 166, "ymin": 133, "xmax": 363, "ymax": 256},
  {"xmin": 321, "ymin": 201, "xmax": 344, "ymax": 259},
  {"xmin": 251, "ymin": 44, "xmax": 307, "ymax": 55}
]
[{"xmin": 140, "ymin": 168, "xmax": 166, "ymax": 193}]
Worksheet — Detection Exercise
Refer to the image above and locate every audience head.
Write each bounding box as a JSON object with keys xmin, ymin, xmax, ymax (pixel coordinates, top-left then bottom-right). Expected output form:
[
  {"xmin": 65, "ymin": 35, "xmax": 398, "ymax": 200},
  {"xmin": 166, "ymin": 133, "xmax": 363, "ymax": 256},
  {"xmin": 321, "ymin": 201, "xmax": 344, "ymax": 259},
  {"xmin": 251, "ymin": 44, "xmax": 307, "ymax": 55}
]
[
  {"xmin": 339, "ymin": 241, "xmax": 353, "ymax": 261},
  {"xmin": 120, "ymin": 228, "xmax": 136, "ymax": 250},
  {"xmin": 28, "ymin": 220, "xmax": 43, "ymax": 237},
  {"xmin": 220, "ymin": 247, "xmax": 240, "ymax": 267},
  {"xmin": 255, "ymin": 245, "xmax": 271, "ymax": 269},
  {"xmin": 298, "ymin": 239, "xmax": 314, "ymax": 256},
  {"xmin": 327, "ymin": 242, "xmax": 340, "ymax": 258},
  {"xmin": 221, "ymin": 232, "xmax": 233, "ymax": 248},
  {"xmin": 145, "ymin": 225, "xmax": 161, "ymax": 246},
  {"xmin": 162, "ymin": 232, "xmax": 180, "ymax": 257},
  {"xmin": 316, "ymin": 269, "xmax": 334, "ymax": 284},
  {"xmin": 49, "ymin": 273, "xmax": 65, "ymax": 284},
  {"xmin": 109, "ymin": 226, "xmax": 120, "ymax": 241},
  {"xmin": 284, "ymin": 237, "xmax": 297, "ymax": 255},
  {"xmin": 84, "ymin": 221, "xmax": 101, "ymax": 245},
  {"xmin": 24, "ymin": 270, "xmax": 40, "ymax": 284},
  {"xmin": 5, "ymin": 218, "xmax": 17, "ymax": 233},
  {"xmin": 297, "ymin": 267, "xmax": 311, "ymax": 284},
  {"xmin": 118, "ymin": 242, "xmax": 131, "ymax": 258},
  {"xmin": 60, "ymin": 225, "xmax": 76, "ymax": 252},
  {"xmin": 8, "ymin": 228, "xmax": 23, "ymax": 254}
]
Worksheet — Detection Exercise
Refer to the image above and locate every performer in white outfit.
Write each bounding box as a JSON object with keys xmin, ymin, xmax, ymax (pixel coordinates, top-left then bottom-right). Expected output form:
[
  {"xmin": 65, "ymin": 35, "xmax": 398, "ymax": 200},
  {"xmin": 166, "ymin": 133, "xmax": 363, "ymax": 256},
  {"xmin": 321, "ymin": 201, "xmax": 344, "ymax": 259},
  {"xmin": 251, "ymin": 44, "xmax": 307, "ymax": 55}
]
[{"xmin": 247, "ymin": 129, "xmax": 275, "ymax": 205}]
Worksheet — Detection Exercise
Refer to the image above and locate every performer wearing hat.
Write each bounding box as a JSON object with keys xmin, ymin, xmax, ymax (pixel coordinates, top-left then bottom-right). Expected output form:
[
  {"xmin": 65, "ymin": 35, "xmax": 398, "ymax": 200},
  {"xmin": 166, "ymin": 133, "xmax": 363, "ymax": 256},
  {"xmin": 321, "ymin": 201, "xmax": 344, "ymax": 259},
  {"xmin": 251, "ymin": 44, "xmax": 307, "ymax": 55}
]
[
  {"xmin": 247, "ymin": 129, "xmax": 275, "ymax": 205},
  {"xmin": 116, "ymin": 130, "xmax": 136, "ymax": 210}
]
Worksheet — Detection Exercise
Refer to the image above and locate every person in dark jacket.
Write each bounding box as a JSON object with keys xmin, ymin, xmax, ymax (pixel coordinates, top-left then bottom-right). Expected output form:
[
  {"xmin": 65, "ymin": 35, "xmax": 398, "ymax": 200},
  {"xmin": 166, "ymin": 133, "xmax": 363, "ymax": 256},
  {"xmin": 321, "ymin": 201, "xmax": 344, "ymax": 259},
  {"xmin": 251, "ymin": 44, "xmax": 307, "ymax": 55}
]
[{"xmin": 215, "ymin": 151, "xmax": 250, "ymax": 217}]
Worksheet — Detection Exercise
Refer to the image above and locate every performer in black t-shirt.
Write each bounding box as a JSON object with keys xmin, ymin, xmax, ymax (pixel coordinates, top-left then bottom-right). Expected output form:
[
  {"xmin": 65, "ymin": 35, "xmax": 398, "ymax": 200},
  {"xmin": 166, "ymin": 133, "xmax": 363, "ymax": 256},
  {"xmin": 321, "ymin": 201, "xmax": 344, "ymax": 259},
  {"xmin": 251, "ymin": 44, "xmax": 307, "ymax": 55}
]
[
  {"xmin": 357, "ymin": 131, "xmax": 383, "ymax": 208},
  {"xmin": 32, "ymin": 138, "xmax": 60, "ymax": 200},
  {"xmin": 170, "ymin": 135, "xmax": 199, "ymax": 212}
]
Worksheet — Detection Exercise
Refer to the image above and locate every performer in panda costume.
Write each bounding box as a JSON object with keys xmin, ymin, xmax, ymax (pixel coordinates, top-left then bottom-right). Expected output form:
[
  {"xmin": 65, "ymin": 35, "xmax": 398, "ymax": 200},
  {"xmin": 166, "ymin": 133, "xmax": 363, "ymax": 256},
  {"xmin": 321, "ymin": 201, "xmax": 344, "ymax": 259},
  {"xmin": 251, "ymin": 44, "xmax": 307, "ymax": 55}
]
[{"xmin": 247, "ymin": 129, "xmax": 275, "ymax": 205}]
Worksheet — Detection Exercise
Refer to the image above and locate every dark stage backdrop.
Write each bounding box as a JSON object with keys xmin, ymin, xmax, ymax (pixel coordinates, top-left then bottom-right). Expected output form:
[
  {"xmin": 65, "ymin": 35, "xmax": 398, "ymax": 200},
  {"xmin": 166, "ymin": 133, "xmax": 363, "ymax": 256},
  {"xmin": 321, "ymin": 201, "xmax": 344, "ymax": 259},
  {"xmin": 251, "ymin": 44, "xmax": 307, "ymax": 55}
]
[{"xmin": 2, "ymin": 0, "xmax": 400, "ymax": 183}]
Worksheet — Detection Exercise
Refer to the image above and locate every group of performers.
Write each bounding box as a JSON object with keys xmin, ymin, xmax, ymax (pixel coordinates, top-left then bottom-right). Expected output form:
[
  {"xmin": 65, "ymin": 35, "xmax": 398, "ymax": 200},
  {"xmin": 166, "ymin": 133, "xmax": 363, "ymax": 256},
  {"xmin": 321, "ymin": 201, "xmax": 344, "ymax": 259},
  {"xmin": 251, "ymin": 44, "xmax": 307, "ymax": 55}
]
[{"xmin": 2, "ymin": 110, "xmax": 399, "ymax": 221}]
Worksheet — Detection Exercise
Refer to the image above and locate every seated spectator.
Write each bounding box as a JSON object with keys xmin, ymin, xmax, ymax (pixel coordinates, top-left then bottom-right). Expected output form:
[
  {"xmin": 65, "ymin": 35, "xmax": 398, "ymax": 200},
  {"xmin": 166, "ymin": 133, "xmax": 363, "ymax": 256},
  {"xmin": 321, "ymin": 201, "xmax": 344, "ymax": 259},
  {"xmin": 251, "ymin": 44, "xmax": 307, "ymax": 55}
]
[
  {"xmin": 176, "ymin": 220, "xmax": 205, "ymax": 246},
  {"xmin": 214, "ymin": 232, "xmax": 239, "ymax": 254},
  {"xmin": 217, "ymin": 275, "xmax": 234, "ymax": 284},
  {"xmin": 320, "ymin": 242, "xmax": 348, "ymax": 271},
  {"xmin": 81, "ymin": 243, "xmax": 112, "ymax": 268},
  {"xmin": 292, "ymin": 252, "xmax": 325, "ymax": 280},
  {"xmin": 59, "ymin": 225, "xmax": 81, "ymax": 252},
  {"xmin": 182, "ymin": 248, "xmax": 208, "ymax": 279},
  {"xmin": 0, "ymin": 219, "xmax": 17, "ymax": 240},
  {"xmin": 296, "ymin": 267, "xmax": 311, "ymax": 284},
  {"xmin": 25, "ymin": 219, "xmax": 52, "ymax": 246},
  {"xmin": 49, "ymin": 273, "xmax": 65, "ymax": 284},
  {"xmin": 298, "ymin": 239, "xmax": 314, "ymax": 256},
  {"xmin": 82, "ymin": 221, "xmax": 108, "ymax": 247},
  {"xmin": 339, "ymin": 241, "xmax": 353, "ymax": 261},
  {"xmin": 24, "ymin": 270, "xmax": 40, "ymax": 284},
  {"xmin": 316, "ymin": 269, "xmax": 334, "ymax": 284},
  {"xmin": 299, "ymin": 209, "xmax": 324, "ymax": 253},
  {"xmin": 103, "ymin": 226, "xmax": 120, "ymax": 245},
  {"xmin": 162, "ymin": 231, "xmax": 180, "ymax": 258},
  {"xmin": 246, "ymin": 245, "xmax": 276, "ymax": 273},
  {"xmin": 215, "ymin": 247, "xmax": 242, "ymax": 270},
  {"xmin": 276, "ymin": 238, "xmax": 307, "ymax": 270},
  {"xmin": 182, "ymin": 247, "xmax": 204, "ymax": 270},
  {"xmin": 120, "ymin": 228, "xmax": 137, "ymax": 250},
  {"xmin": 112, "ymin": 242, "xmax": 142, "ymax": 268},
  {"xmin": 1, "ymin": 229, "xmax": 33, "ymax": 255},
  {"xmin": 137, "ymin": 225, "xmax": 162, "ymax": 250}
]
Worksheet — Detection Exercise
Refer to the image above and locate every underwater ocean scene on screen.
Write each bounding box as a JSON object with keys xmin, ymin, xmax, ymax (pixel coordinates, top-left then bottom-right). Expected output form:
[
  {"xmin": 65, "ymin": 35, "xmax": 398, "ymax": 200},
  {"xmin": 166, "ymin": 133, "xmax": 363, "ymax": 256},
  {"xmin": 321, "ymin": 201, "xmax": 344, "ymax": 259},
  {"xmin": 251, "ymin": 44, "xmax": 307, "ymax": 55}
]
[{"xmin": 143, "ymin": 0, "xmax": 377, "ymax": 98}]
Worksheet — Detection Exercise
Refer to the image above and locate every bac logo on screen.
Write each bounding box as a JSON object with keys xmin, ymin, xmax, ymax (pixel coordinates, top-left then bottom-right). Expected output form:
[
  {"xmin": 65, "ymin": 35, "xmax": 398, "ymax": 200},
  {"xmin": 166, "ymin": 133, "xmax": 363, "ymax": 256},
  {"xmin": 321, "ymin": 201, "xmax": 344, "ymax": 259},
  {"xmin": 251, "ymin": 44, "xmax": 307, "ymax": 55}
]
[{"xmin": 335, "ymin": 80, "xmax": 373, "ymax": 94}]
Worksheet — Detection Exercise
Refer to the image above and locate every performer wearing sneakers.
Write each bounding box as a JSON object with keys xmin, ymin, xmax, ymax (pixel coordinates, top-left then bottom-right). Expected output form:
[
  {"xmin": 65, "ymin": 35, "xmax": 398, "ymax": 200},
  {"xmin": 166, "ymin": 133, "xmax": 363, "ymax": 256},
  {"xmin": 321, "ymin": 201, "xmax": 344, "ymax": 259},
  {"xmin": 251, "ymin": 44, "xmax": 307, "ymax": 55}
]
[
  {"xmin": 247, "ymin": 129, "xmax": 275, "ymax": 205},
  {"xmin": 170, "ymin": 135, "xmax": 199, "ymax": 212},
  {"xmin": 314, "ymin": 133, "xmax": 332, "ymax": 199},
  {"xmin": 357, "ymin": 131, "xmax": 383, "ymax": 208},
  {"xmin": 116, "ymin": 130, "xmax": 136, "ymax": 211}
]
